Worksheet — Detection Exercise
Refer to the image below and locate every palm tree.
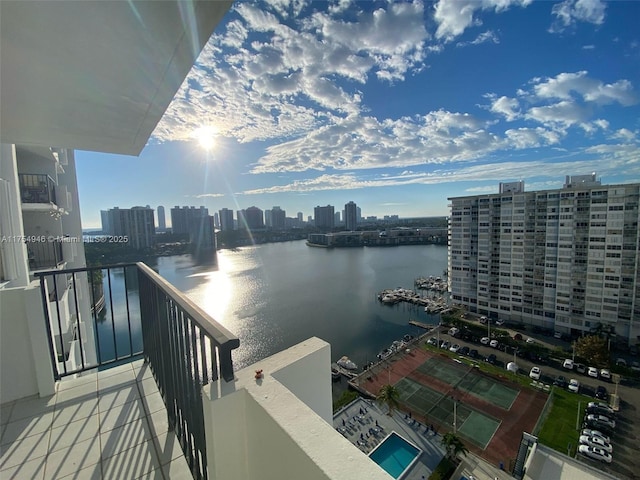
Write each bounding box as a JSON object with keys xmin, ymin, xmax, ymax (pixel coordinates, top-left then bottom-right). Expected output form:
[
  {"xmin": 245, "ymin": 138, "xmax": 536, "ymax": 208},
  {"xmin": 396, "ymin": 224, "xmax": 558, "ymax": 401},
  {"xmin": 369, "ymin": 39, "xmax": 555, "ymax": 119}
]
[
  {"xmin": 377, "ymin": 384, "xmax": 400, "ymax": 416},
  {"xmin": 441, "ymin": 432, "xmax": 468, "ymax": 460}
]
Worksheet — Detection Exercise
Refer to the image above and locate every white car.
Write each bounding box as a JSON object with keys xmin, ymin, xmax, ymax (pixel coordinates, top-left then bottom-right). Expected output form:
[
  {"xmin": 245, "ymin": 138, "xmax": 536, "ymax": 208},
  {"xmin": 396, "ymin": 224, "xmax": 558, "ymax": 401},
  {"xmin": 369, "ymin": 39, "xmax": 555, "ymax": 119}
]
[
  {"xmin": 480, "ymin": 337, "xmax": 490, "ymax": 345},
  {"xmin": 529, "ymin": 366, "xmax": 541, "ymax": 380},
  {"xmin": 563, "ymin": 359, "xmax": 574, "ymax": 370},
  {"xmin": 585, "ymin": 414, "xmax": 615, "ymax": 429},
  {"xmin": 600, "ymin": 369, "xmax": 611, "ymax": 380},
  {"xmin": 579, "ymin": 435, "xmax": 613, "ymax": 453},
  {"xmin": 489, "ymin": 339, "xmax": 499, "ymax": 348},
  {"xmin": 580, "ymin": 429, "xmax": 610, "ymax": 444},
  {"xmin": 526, "ymin": 338, "xmax": 535, "ymax": 344},
  {"xmin": 449, "ymin": 344, "xmax": 461, "ymax": 353},
  {"xmin": 578, "ymin": 445, "xmax": 612, "ymax": 464},
  {"xmin": 495, "ymin": 319, "xmax": 505, "ymax": 326},
  {"xmin": 568, "ymin": 379, "xmax": 580, "ymax": 392},
  {"xmin": 587, "ymin": 367, "xmax": 599, "ymax": 378}
]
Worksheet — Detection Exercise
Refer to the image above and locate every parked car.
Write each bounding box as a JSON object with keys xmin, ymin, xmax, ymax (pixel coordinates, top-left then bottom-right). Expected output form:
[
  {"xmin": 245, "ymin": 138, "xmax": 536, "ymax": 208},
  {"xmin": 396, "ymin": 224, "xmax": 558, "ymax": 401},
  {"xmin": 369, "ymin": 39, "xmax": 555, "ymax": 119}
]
[
  {"xmin": 449, "ymin": 344, "xmax": 461, "ymax": 353},
  {"xmin": 469, "ymin": 349, "xmax": 479, "ymax": 359},
  {"xmin": 486, "ymin": 353, "xmax": 497, "ymax": 364},
  {"xmin": 459, "ymin": 346, "xmax": 470, "ymax": 356},
  {"xmin": 587, "ymin": 402, "xmax": 615, "ymax": 415},
  {"xmin": 480, "ymin": 337, "xmax": 491, "ymax": 345},
  {"xmin": 583, "ymin": 420, "xmax": 614, "ymax": 436},
  {"xmin": 595, "ymin": 386, "xmax": 608, "ymax": 401},
  {"xmin": 615, "ymin": 358, "xmax": 627, "ymax": 367},
  {"xmin": 495, "ymin": 319, "xmax": 505, "ymax": 326},
  {"xmin": 580, "ymin": 429, "xmax": 610, "ymax": 444},
  {"xmin": 529, "ymin": 367, "xmax": 541, "ymax": 380},
  {"xmin": 600, "ymin": 369, "xmax": 611, "ymax": 380},
  {"xmin": 587, "ymin": 405, "xmax": 614, "ymax": 418},
  {"xmin": 479, "ymin": 316, "xmax": 488, "ymax": 324},
  {"xmin": 579, "ymin": 435, "xmax": 613, "ymax": 453},
  {"xmin": 489, "ymin": 339, "xmax": 499, "ymax": 348},
  {"xmin": 576, "ymin": 363, "xmax": 586, "ymax": 374},
  {"xmin": 440, "ymin": 341, "xmax": 451, "ymax": 350},
  {"xmin": 578, "ymin": 445, "xmax": 612, "ymax": 464},
  {"xmin": 585, "ymin": 414, "xmax": 615, "ymax": 429},
  {"xmin": 553, "ymin": 375, "xmax": 567, "ymax": 388},
  {"xmin": 587, "ymin": 367, "xmax": 599, "ymax": 378},
  {"xmin": 563, "ymin": 359, "xmax": 574, "ymax": 370},
  {"xmin": 526, "ymin": 338, "xmax": 536, "ymax": 344},
  {"xmin": 568, "ymin": 379, "xmax": 580, "ymax": 393}
]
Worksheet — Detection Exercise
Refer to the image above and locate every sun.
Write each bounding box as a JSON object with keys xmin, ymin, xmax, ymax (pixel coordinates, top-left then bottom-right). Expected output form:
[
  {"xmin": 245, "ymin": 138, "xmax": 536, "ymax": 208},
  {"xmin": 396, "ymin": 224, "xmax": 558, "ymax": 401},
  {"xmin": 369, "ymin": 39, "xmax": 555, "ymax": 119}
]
[{"xmin": 193, "ymin": 125, "xmax": 218, "ymax": 150}]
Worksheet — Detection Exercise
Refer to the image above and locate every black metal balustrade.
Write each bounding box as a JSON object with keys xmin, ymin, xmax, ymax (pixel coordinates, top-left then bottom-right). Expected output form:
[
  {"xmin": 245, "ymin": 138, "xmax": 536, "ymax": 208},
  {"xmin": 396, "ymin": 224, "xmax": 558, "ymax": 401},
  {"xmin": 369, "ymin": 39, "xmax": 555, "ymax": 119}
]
[
  {"xmin": 36, "ymin": 262, "xmax": 239, "ymax": 480},
  {"xmin": 18, "ymin": 173, "xmax": 57, "ymax": 204},
  {"xmin": 27, "ymin": 238, "xmax": 64, "ymax": 269}
]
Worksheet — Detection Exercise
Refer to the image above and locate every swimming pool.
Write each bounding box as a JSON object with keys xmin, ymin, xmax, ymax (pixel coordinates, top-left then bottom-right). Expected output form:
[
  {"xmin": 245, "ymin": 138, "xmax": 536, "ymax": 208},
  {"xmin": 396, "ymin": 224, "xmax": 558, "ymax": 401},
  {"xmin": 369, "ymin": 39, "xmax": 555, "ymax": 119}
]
[{"xmin": 368, "ymin": 432, "xmax": 421, "ymax": 479}]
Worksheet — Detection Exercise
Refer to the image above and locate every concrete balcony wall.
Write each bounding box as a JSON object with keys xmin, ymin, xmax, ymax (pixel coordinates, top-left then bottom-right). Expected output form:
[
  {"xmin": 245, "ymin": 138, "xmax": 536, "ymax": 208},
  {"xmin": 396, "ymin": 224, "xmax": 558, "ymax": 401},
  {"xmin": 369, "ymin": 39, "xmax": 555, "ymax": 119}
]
[
  {"xmin": 0, "ymin": 283, "xmax": 55, "ymax": 403},
  {"xmin": 203, "ymin": 337, "xmax": 392, "ymax": 480}
]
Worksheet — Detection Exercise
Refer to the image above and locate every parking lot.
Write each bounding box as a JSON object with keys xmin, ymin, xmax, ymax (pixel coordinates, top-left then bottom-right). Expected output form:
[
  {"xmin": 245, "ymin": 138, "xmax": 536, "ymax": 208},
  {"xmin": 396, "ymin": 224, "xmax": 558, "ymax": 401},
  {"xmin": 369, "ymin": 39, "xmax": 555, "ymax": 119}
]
[{"xmin": 435, "ymin": 324, "xmax": 640, "ymax": 480}]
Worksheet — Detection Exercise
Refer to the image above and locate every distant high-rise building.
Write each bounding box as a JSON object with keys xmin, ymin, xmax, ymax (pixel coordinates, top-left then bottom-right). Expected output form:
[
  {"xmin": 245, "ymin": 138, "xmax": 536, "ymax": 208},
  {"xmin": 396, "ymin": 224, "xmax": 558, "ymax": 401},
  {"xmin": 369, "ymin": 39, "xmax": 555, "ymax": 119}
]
[
  {"xmin": 314, "ymin": 205, "xmax": 335, "ymax": 230},
  {"xmin": 345, "ymin": 201, "xmax": 358, "ymax": 231},
  {"xmin": 108, "ymin": 206, "xmax": 155, "ymax": 249},
  {"xmin": 213, "ymin": 212, "xmax": 219, "ymax": 229},
  {"xmin": 244, "ymin": 206, "xmax": 264, "ymax": 230},
  {"xmin": 264, "ymin": 209, "xmax": 273, "ymax": 228},
  {"xmin": 297, "ymin": 212, "xmax": 303, "ymax": 224},
  {"xmin": 448, "ymin": 174, "xmax": 640, "ymax": 342},
  {"xmin": 335, "ymin": 211, "xmax": 341, "ymax": 225},
  {"xmin": 237, "ymin": 209, "xmax": 247, "ymax": 229},
  {"xmin": 219, "ymin": 208, "xmax": 234, "ymax": 231},
  {"xmin": 157, "ymin": 205, "xmax": 166, "ymax": 230},
  {"xmin": 270, "ymin": 206, "xmax": 286, "ymax": 229},
  {"xmin": 101, "ymin": 210, "xmax": 111, "ymax": 234},
  {"xmin": 170, "ymin": 206, "xmax": 214, "ymax": 248}
]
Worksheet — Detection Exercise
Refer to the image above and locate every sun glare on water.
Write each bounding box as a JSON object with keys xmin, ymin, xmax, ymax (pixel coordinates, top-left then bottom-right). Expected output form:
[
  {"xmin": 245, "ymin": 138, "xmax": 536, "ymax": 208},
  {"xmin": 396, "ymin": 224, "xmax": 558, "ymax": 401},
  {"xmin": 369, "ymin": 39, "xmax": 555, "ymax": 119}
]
[{"xmin": 194, "ymin": 125, "xmax": 218, "ymax": 150}]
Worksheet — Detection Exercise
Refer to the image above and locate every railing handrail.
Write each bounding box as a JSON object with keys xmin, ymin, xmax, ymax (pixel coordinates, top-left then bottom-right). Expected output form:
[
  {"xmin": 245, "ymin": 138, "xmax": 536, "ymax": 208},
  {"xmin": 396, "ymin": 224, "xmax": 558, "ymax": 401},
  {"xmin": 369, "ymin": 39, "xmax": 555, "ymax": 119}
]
[{"xmin": 135, "ymin": 261, "xmax": 240, "ymax": 351}]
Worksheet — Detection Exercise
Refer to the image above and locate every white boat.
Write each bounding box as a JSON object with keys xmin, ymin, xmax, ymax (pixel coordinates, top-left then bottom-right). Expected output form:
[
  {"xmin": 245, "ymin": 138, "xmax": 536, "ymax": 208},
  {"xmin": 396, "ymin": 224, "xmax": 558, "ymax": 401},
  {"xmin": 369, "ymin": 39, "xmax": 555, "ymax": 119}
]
[{"xmin": 337, "ymin": 356, "xmax": 358, "ymax": 370}]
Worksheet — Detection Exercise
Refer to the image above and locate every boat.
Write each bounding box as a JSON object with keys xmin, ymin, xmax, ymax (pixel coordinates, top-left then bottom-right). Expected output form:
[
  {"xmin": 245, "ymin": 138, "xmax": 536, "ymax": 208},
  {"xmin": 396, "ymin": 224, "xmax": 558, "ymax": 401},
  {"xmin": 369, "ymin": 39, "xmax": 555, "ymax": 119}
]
[
  {"xmin": 331, "ymin": 367, "xmax": 341, "ymax": 381},
  {"xmin": 337, "ymin": 356, "xmax": 358, "ymax": 370}
]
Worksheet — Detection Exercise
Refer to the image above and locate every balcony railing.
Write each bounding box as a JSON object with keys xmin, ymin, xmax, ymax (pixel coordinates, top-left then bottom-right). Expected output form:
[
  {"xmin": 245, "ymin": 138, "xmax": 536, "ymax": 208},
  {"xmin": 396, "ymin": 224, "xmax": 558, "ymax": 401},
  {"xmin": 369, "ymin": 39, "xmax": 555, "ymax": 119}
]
[
  {"xmin": 27, "ymin": 238, "xmax": 64, "ymax": 269},
  {"xmin": 36, "ymin": 262, "xmax": 239, "ymax": 480},
  {"xmin": 18, "ymin": 173, "xmax": 57, "ymax": 204}
]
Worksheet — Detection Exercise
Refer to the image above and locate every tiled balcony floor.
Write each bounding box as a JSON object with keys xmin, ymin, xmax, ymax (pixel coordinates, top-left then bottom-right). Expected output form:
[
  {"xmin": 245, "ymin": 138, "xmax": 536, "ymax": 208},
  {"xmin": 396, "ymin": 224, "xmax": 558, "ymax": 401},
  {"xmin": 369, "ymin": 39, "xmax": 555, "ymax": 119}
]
[{"xmin": 0, "ymin": 360, "xmax": 193, "ymax": 479}]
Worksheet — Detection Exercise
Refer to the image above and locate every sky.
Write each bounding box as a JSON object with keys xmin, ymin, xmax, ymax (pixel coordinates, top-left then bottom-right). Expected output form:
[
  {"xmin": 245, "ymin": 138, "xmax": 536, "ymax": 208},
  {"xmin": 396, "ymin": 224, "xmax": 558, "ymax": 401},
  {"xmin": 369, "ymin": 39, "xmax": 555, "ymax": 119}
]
[{"xmin": 76, "ymin": 0, "xmax": 640, "ymax": 229}]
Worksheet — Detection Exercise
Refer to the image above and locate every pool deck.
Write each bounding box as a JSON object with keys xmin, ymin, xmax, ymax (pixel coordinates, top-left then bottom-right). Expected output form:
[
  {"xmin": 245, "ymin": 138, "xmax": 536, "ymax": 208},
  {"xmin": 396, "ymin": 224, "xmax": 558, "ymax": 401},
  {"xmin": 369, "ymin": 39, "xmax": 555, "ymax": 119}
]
[{"xmin": 333, "ymin": 397, "xmax": 446, "ymax": 480}]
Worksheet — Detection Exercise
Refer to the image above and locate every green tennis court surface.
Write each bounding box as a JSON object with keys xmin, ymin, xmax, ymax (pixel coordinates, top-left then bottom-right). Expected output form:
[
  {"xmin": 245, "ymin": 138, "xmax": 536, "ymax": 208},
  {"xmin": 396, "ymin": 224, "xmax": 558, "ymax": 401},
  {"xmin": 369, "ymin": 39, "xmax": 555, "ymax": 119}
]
[
  {"xmin": 396, "ymin": 377, "xmax": 500, "ymax": 449},
  {"xmin": 416, "ymin": 357, "xmax": 519, "ymax": 409}
]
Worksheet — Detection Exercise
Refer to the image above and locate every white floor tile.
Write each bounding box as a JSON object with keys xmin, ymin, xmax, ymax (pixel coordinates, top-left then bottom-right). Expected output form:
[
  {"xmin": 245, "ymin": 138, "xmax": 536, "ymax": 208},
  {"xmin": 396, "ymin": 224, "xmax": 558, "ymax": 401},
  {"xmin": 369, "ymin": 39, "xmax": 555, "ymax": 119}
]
[
  {"xmin": 0, "ymin": 454, "xmax": 46, "ymax": 480},
  {"xmin": 100, "ymin": 417, "xmax": 152, "ymax": 460},
  {"xmin": 142, "ymin": 392, "xmax": 165, "ymax": 415},
  {"xmin": 99, "ymin": 398, "xmax": 146, "ymax": 434},
  {"xmin": 52, "ymin": 398, "xmax": 99, "ymax": 429},
  {"xmin": 98, "ymin": 369, "xmax": 137, "ymax": 392},
  {"xmin": 101, "ymin": 439, "xmax": 160, "ymax": 479},
  {"xmin": 97, "ymin": 384, "xmax": 140, "ymax": 413},
  {"xmin": 153, "ymin": 432, "xmax": 184, "ymax": 466},
  {"xmin": 44, "ymin": 436, "xmax": 101, "ymax": 479},
  {"xmin": 49, "ymin": 415, "xmax": 100, "ymax": 454},
  {"xmin": 7, "ymin": 396, "xmax": 55, "ymax": 423},
  {"xmin": 0, "ymin": 412, "xmax": 53, "ymax": 446},
  {"xmin": 0, "ymin": 429, "xmax": 49, "ymax": 470},
  {"xmin": 162, "ymin": 456, "xmax": 194, "ymax": 480},
  {"xmin": 57, "ymin": 462, "xmax": 102, "ymax": 480},
  {"xmin": 56, "ymin": 372, "xmax": 98, "ymax": 392},
  {"xmin": 147, "ymin": 410, "xmax": 170, "ymax": 439},
  {"xmin": 54, "ymin": 383, "xmax": 98, "ymax": 405}
]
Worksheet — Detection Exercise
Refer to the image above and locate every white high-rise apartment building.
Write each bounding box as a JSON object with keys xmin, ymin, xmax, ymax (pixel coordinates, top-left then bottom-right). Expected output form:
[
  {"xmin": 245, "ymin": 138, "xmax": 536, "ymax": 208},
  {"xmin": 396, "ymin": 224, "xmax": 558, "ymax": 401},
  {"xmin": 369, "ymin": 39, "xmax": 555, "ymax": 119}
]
[{"xmin": 448, "ymin": 174, "xmax": 640, "ymax": 344}]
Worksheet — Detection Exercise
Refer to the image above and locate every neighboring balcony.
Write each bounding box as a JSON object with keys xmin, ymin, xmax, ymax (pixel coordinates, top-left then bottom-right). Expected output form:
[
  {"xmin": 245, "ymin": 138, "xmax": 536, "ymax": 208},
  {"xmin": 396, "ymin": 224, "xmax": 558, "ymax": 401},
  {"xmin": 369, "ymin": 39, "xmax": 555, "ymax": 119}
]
[
  {"xmin": 27, "ymin": 239, "xmax": 64, "ymax": 270},
  {"xmin": 18, "ymin": 173, "xmax": 57, "ymax": 205}
]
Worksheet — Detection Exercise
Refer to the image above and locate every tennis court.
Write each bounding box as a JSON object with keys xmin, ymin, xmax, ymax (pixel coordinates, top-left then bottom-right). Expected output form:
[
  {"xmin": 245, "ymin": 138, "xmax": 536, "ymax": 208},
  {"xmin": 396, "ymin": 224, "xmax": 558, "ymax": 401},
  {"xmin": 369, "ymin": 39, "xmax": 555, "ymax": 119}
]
[
  {"xmin": 416, "ymin": 357, "xmax": 519, "ymax": 409},
  {"xmin": 396, "ymin": 377, "xmax": 500, "ymax": 449}
]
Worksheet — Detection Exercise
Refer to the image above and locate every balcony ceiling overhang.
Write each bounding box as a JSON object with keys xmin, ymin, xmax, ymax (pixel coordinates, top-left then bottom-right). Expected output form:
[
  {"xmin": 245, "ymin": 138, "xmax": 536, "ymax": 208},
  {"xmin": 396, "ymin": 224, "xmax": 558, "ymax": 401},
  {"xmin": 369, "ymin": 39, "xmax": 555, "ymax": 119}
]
[{"xmin": 0, "ymin": 0, "xmax": 232, "ymax": 156}]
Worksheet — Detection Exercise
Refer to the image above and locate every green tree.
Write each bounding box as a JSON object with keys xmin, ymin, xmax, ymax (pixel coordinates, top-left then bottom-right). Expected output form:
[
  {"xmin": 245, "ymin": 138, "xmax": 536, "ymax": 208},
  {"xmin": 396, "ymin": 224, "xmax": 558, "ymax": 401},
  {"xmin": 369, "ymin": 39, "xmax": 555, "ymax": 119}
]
[
  {"xmin": 441, "ymin": 432, "xmax": 469, "ymax": 460},
  {"xmin": 575, "ymin": 335, "xmax": 609, "ymax": 367},
  {"xmin": 377, "ymin": 384, "xmax": 400, "ymax": 416}
]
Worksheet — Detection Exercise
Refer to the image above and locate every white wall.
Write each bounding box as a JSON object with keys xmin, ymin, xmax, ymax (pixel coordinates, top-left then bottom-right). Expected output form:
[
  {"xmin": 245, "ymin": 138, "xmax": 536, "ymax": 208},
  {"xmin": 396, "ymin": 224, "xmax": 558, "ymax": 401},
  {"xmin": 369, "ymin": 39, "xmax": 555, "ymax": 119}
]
[
  {"xmin": 202, "ymin": 337, "xmax": 392, "ymax": 480},
  {"xmin": 0, "ymin": 284, "xmax": 55, "ymax": 403}
]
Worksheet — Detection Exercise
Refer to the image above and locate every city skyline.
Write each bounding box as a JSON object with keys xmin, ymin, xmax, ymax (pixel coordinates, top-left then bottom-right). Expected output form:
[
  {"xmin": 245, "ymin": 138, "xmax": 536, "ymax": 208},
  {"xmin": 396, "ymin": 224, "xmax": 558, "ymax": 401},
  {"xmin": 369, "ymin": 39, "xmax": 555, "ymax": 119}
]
[{"xmin": 76, "ymin": 0, "xmax": 639, "ymax": 228}]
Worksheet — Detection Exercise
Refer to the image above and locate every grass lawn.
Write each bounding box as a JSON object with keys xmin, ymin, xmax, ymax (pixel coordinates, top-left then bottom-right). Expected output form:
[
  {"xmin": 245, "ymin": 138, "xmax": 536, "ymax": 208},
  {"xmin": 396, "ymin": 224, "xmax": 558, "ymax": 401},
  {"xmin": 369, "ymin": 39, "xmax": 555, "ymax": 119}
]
[{"xmin": 537, "ymin": 388, "xmax": 589, "ymax": 456}]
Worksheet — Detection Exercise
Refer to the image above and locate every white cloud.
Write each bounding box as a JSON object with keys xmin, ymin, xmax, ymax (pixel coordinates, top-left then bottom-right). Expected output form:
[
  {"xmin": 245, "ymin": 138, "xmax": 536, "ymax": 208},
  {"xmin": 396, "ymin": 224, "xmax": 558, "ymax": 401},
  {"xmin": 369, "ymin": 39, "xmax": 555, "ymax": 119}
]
[
  {"xmin": 433, "ymin": 0, "xmax": 532, "ymax": 41},
  {"xmin": 611, "ymin": 128, "xmax": 637, "ymax": 142},
  {"xmin": 550, "ymin": 0, "xmax": 606, "ymax": 33},
  {"xmin": 457, "ymin": 30, "xmax": 500, "ymax": 47},
  {"xmin": 531, "ymin": 71, "xmax": 637, "ymax": 106},
  {"xmin": 525, "ymin": 100, "xmax": 590, "ymax": 129},
  {"xmin": 489, "ymin": 95, "xmax": 520, "ymax": 121}
]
